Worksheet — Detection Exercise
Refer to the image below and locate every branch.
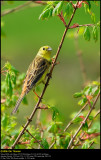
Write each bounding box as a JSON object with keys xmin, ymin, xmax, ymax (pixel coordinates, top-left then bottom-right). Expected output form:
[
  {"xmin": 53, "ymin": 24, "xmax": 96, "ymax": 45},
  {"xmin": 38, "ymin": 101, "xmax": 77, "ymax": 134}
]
[
  {"xmin": 1, "ymin": 1, "xmax": 46, "ymax": 17},
  {"xmin": 64, "ymin": 103, "xmax": 87, "ymax": 132},
  {"xmin": 68, "ymin": 23, "xmax": 95, "ymax": 29},
  {"xmin": 22, "ymin": 126, "xmax": 44, "ymax": 149},
  {"xmin": 11, "ymin": 0, "xmax": 79, "ymax": 149},
  {"xmin": 49, "ymin": 103, "xmax": 87, "ymax": 149},
  {"xmin": 71, "ymin": 109, "xmax": 100, "ymax": 149},
  {"xmin": 88, "ymin": 141, "xmax": 95, "ymax": 149},
  {"xmin": 67, "ymin": 91, "xmax": 100, "ymax": 149}
]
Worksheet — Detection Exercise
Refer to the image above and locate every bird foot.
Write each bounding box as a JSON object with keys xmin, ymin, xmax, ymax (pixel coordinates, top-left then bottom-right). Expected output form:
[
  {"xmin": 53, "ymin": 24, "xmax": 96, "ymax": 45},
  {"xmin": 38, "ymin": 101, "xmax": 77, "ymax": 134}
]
[{"xmin": 33, "ymin": 90, "xmax": 40, "ymax": 99}]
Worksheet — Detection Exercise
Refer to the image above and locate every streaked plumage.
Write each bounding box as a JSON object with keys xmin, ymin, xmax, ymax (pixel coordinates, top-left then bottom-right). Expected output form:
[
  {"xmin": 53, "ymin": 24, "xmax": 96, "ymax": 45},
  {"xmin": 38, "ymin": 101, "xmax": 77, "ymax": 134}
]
[{"xmin": 11, "ymin": 46, "xmax": 52, "ymax": 114}]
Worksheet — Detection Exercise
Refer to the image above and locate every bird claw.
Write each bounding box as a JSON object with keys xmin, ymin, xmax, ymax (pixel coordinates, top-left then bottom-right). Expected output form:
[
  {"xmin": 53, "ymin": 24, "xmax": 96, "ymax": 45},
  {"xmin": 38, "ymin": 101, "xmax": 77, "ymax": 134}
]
[{"xmin": 33, "ymin": 90, "xmax": 40, "ymax": 99}]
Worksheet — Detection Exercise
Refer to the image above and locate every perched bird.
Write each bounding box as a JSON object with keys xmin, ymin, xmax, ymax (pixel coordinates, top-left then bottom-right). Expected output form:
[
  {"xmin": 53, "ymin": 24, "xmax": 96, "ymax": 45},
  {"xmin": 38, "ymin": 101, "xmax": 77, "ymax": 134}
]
[{"xmin": 11, "ymin": 46, "xmax": 52, "ymax": 114}]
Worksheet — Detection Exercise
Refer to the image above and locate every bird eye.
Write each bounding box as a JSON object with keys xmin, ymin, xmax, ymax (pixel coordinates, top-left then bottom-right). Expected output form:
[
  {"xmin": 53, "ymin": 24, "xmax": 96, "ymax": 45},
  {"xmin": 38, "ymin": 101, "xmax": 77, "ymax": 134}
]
[{"xmin": 43, "ymin": 48, "xmax": 45, "ymax": 50}]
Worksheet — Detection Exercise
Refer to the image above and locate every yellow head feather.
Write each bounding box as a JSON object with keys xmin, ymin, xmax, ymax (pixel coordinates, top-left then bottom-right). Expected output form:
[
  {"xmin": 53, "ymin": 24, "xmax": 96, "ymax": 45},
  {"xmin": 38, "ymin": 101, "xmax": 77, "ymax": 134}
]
[{"xmin": 37, "ymin": 46, "xmax": 52, "ymax": 61}]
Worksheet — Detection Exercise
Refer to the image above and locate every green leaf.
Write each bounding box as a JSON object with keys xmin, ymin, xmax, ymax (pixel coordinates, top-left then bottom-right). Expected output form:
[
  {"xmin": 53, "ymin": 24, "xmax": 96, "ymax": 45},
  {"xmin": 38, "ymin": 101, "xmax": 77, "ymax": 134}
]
[
  {"xmin": 87, "ymin": 128, "xmax": 97, "ymax": 134},
  {"xmin": 39, "ymin": 8, "xmax": 51, "ymax": 20},
  {"xmin": 91, "ymin": 13, "xmax": 96, "ymax": 24},
  {"xmin": 2, "ymin": 114, "xmax": 8, "ymax": 128},
  {"xmin": 8, "ymin": 79, "xmax": 12, "ymax": 97},
  {"xmin": 86, "ymin": 1, "xmax": 91, "ymax": 9},
  {"xmin": 47, "ymin": 121, "xmax": 58, "ymax": 133},
  {"xmin": 73, "ymin": 92, "xmax": 83, "ymax": 98},
  {"xmin": 83, "ymin": 85, "xmax": 92, "ymax": 95},
  {"xmin": 78, "ymin": 97, "xmax": 87, "ymax": 106},
  {"xmin": 43, "ymin": 4, "xmax": 51, "ymax": 11},
  {"xmin": 5, "ymin": 72, "xmax": 12, "ymax": 97},
  {"xmin": 82, "ymin": 141, "xmax": 89, "ymax": 149},
  {"xmin": 11, "ymin": 66, "xmax": 19, "ymax": 75},
  {"xmin": 50, "ymin": 106, "xmax": 60, "ymax": 121},
  {"xmin": 5, "ymin": 62, "xmax": 12, "ymax": 70},
  {"xmin": 41, "ymin": 138, "xmax": 49, "ymax": 149},
  {"xmin": 88, "ymin": 115, "xmax": 94, "ymax": 120},
  {"xmin": 90, "ymin": 122, "xmax": 100, "ymax": 133},
  {"xmin": 92, "ymin": 26, "xmax": 98, "ymax": 42},
  {"xmin": 84, "ymin": 4, "xmax": 89, "ymax": 13},
  {"xmin": 83, "ymin": 26, "xmax": 91, "ymax": 41},
  {"xmin": 52, "ymin": 1, "xmax": 63, "ymax": 16},
  {"xmin": 73, "ymin": 117, "xmax": 83, "ymax": 123},
  {"xmin": 5, "ymin": 97, "xmax": 12, "ymax": 106},
  {"xmin": 97, "ymin": 21, "xmax": 100, "ymax": 27},
  {"xmin": 92, "ymin": 86, "xmax": 99, "ymax": 97},
  {"xmin": 92, "ymin": 81, "xmax": 100, "ymax": 86},
  {"xmin": 47, "ymin": 1, "xmax": 59, "ymax": 6},
  {"xmin": 64, "ymin": 2, "xmax": 73, "ymax": 17},
  {"xmin": 11, "ymin": 73, "xmax": 16, "ymax": 85},
  {"xmin": 82, "ymin": 121, "xmax": 88, "ymax": 131}
]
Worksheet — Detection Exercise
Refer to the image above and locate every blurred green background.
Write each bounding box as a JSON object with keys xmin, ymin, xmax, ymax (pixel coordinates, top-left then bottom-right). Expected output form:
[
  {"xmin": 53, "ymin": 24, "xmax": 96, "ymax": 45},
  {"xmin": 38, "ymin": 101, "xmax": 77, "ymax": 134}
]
[{"xmin": 1, "ymin": 1, "xmax": 100, "ymax": 128}]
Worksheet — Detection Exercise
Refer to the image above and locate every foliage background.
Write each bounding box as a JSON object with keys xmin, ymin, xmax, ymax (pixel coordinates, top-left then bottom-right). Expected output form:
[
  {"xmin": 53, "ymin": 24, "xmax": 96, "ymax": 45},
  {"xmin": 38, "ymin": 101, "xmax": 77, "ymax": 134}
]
[{"xmin": 1, "ymin": 1, "xmax": 100, "ymax": 149}]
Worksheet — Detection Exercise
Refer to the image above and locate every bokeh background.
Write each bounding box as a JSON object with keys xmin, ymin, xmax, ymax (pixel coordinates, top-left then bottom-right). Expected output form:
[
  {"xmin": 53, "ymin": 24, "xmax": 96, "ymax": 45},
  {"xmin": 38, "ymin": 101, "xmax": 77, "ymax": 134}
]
[{"xmin": 1, "ymin": 1, "xmax": 100, "ymax": 128}]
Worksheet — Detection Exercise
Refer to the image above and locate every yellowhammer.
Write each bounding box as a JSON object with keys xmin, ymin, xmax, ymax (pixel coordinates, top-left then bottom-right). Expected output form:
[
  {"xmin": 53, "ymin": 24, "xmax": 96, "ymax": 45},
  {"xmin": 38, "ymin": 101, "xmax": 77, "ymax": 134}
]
[{"xmin": 11, "ymin": 46, "xmax": 52, "ymax": 114}]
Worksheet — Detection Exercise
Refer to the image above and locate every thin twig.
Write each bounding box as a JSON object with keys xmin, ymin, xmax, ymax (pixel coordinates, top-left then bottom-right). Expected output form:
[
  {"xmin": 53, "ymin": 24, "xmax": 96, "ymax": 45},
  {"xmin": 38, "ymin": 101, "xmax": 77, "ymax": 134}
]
[
  {"xmin": 1, "ymin": 1, "xmax": 46, "ymax": 17},
  {"xmin": 1, "ymin": 1, "xmax": 32, "ymax": 17},
  {"xmin": 64, "ymin": 103, "xmax": 87, "ymax": 132},
  {"xmin": 71, "ymin": 109, "xmax": 100, "ymax": 149},
  {"xmin": 49, "ymin": 103, "xmax": 87, "ymax": 149},
  {"xmin": 11, "ymin": 1, "xmax": 79, "ymax": 149},
  {"xmin": 67, "ymin": 91, "xmax": 100, "ymax": 149},
  {"xmin": 68, "ymin": 23, "xmax": 94, "ymax": 29},
  {"xmin": 22, "ymin": 126, "xmax": 44, "ymax": 149},
  {"xmin": 88, "ymin": 141, "xmax": 95, "ymax": 149}
]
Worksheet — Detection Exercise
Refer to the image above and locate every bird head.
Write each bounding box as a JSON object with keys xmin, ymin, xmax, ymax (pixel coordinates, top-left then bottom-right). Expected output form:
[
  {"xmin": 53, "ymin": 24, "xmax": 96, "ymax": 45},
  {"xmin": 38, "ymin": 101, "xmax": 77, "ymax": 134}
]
[{"xmin": 37, "ymin": 46, "xmax": 52, "ymax": 61}]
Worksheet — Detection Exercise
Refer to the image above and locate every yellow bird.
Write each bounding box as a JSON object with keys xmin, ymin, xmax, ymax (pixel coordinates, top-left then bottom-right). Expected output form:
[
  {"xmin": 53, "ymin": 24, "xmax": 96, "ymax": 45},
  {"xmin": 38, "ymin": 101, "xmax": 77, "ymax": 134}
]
[{"xmin": 11, "ymin": 46, "xmax": 52, "ymax": 114}]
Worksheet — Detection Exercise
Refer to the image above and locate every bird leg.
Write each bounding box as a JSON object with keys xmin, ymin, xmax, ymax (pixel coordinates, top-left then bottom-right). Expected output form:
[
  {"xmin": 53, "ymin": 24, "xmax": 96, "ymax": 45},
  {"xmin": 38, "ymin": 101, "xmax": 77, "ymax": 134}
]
[{"xmin": 33, "ymin": 90, "xmax": 40, "ymax": 99}]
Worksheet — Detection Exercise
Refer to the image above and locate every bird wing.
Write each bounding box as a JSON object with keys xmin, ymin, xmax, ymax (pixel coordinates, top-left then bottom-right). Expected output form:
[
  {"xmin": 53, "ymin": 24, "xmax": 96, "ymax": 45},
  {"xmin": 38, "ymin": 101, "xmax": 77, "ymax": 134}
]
[{"xmin": 22, "ymin": 56, "xmax": 50, "ymax": 95}]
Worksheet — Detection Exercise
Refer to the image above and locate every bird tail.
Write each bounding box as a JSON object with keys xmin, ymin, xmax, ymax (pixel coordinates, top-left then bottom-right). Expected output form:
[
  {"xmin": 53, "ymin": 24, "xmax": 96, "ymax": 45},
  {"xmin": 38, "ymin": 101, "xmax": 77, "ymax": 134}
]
[{"xmin": 11, "ymin": 95, "xmax": 24, "ymax": 115}]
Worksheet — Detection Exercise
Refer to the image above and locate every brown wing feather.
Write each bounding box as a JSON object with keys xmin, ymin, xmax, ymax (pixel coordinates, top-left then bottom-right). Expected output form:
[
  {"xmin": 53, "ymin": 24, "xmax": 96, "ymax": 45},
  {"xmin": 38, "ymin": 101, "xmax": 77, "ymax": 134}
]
[{"xmin": 21, "ymin": 56, "xmax": 50, "ymax": 96}]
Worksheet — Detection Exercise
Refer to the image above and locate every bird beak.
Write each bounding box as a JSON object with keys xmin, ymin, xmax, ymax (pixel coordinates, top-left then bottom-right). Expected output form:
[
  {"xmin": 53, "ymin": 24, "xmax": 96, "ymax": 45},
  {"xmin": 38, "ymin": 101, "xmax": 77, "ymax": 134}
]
[{"xmin": 47, "ymin": 47, "xmax": 52, "ymax": 51}]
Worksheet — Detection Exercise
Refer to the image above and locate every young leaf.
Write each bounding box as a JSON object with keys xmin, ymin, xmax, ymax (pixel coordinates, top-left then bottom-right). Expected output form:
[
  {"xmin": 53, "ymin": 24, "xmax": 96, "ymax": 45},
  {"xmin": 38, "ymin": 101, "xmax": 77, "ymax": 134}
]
[
  {"xmin": 91, "ymin": 13, "xmax": 96, "ymax": 24},
  {"xmin": 83, "ymin": 26, "xmax": 91, "ymax": 41},
  {"xmin": 39, "ymin": 8, "xmax": 51, "ymax": 20},
  {"xmin": 73, "ymin": 92, "xmax": 83, "ymax": 98},
  {"xmin": 97, "ymin": 21, "xmax": 100, "ymax": 27},
  {"xmin": 73, "ymin": 117, "xmax": 83, "ymax": 123},
  {"xmin": 82, "ymin": 141, "xmax": 90, "ymax": 149},
  {"xmin": 41, "ymin": 138, "xmax": 49, "ymax": 149},
  {"xmin": 78, "ymin": 97, "xmax": 87, "ymax": 106},
  {"xmin": 47, "ymin": 121, "xmax": 58, "ymax": 133},
  {"xmin": 87, "ymin": 128, "xmax": 97, "ymax": 134},
  {"xmin": 92, "ymin": 81, "xmax": 100, "ymax": 86},
  {"xmin": 92, "ymin": 26, "xmax": 98, "ymax": 42},
  {"xmin": 50, "ymin": 106, "xmax": 62, "ymax": 121},
  {"xmin": 82, "ymin": 121, "xmax": 88, "ymax": 131},
  {"xmin": 64, "ymin": 2, "xmax": 73, "ymax": 17},
  {"xmin": 86, "ymin": 1, "xmax": 91, "ymax": 9},
  {"xmin": 5, "ymin": 62, "xmax": 12, "ymax": 70},
  {"xmin": 5, "ymin": 72, "xmax": 12, "ymax": 97},
  {"xmin": 88, "ymin": 115, "xmax": 94, "ymax": 120},
  {"xmin": 52, "ymin": 1, "xmax": 63, "ymax": 16}
]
